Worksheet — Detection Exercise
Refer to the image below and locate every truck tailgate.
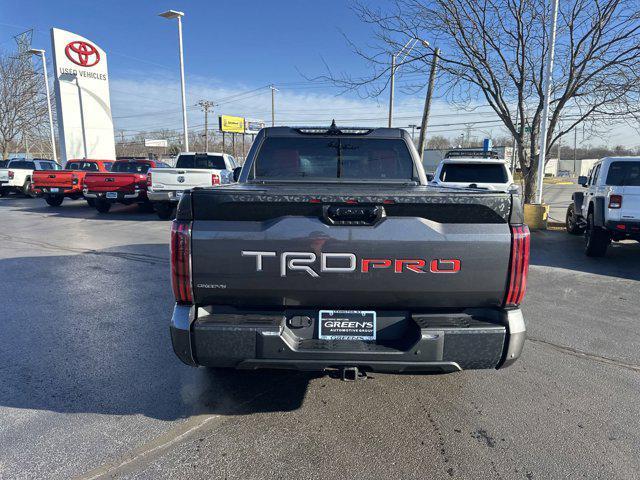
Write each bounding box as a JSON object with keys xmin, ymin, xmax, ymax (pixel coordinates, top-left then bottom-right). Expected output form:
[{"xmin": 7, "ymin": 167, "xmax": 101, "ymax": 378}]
[
  {"xmin": 151, "ymin": 168, "xmax": 217, "ymax": 190},
  {"xmin": 188, "ymin": 185, "xmax": 514, "ymax": 309},
  {"xmin": 84, "ymin": 172, "xmax": 144, "ymax": 192},
  {"xmin": 33, "ymin": 170, "xmax": 74, "ymax": 188}
]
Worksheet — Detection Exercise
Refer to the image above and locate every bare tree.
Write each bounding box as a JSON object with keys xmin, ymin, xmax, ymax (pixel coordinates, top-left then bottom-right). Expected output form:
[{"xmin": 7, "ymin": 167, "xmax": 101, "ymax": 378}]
[
  {"xmin": 0, "ymin": 51, "xmax": 49, "ymax": 159},
  {"xmin": 427, "ymin": 135, "xmax": 453, "ymax": 149},
  {"xmin": 325, "ymin": 0, "xmax": 640, "ymax": 202}
]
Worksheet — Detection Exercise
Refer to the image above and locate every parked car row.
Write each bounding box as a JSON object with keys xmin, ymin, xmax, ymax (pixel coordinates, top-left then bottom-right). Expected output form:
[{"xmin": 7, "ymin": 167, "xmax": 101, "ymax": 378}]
[{"xmin": 0, "ymin": 153, "xmax": 237, "ymax": 219}]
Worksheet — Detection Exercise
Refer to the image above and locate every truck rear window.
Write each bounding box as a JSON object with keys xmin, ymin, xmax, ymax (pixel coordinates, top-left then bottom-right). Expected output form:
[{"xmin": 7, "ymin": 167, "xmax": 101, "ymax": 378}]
[
  {"xmin": 176, "ymin": 154, "xmax": 226, "ymax": 170},
  {"xmin": 606, "ymin": 161, "xmax": 640, "ymax": 186},
  {"xmin": 253, "ymin": 137, "xmax": 414, "ymax": 180},
  {"xmin": 439, "ymin": 163, "xmax": 508, "ymax": 183},
  {"xmin": 67, "ymin": 161, "xmax": 100, "ymax": 171},
  {"xmin": 111, "ymin": 162, "xmax": 151, "ymax": 174},
  {"xmin": 8, "ymin": 160, "xmax": 35, "ymax": 170}
]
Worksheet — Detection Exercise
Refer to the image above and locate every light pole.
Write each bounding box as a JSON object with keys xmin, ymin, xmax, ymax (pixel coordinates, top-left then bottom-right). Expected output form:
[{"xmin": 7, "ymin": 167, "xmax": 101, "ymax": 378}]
[
  {"xmin": 388, "ymin": 38, "xmax": 429, "ymax": 127},
  {"xmin": 408, "ymin": 124, "xmax": 418, "ymax": 143},
  {"xmin": 28, "ymin": 49, "xmax": 56, "ymax": 163},
  {"xmin": 159, "ymin": 9, "xmax": 189, "ymax": 152},
  {"xmin": 536, "ymin": 0, "xmax": 560, "ymax": 204},
  {"xmin": 270, "ymin": 85, "xmax": 278, "ymax": 127}
]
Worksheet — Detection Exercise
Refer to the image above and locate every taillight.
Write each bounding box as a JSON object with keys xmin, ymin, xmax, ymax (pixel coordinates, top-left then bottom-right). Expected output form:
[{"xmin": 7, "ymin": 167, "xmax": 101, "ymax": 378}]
[
  {"xmin": 171, "ymin": 221, "xmax": 193, "ymax": 304},
  {"xmin": 8, "ymin": 170, "xmax": 14, "ymax": 179},
  {"xmin": 211, "ymin": 173, "xmax": 220, "ymax": 185},
  {"xmin": 147, "ymin": 172, "xmax": 152, "ymax": 187},
  {"xmin": 72, "ymin": 174, "xmax": 78, "ymax": 185},
  {"xmin": 504, "ymin": 225, "xmax": 530, "ymax": 307},
  {"xmin": 608, "ymin": 194, "xmax": 622, "ymax": 209}
]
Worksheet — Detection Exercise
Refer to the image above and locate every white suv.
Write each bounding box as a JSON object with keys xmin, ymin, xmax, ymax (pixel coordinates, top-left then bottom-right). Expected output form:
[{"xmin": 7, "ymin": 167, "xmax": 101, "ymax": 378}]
[
  {"xmin": 566, "ymin": 156, "xmax": 640, "ymax": 256},
  {"xmin": 430, "ymin": 157, "xmax": 514, "ymax": 191}
]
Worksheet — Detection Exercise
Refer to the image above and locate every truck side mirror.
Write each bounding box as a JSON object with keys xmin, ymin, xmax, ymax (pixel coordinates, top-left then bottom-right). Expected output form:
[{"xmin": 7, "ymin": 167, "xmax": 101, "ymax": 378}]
[
  {"xmin": 232, "ymin": 167, "xmax": 242, "ymax": 182},
  {"xmin": 578, "ymin": 176, "xmax": 588, "ymax": 187}
]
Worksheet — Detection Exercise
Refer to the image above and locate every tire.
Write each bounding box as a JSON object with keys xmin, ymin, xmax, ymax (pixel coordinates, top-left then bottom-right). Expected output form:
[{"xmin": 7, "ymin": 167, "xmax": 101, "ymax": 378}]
[
  {"xmin": 155, "ymin": 202, "xmax": 175, "ymax": 220},
  {"xmin": 139, "ymin": 201, "xmax": 155, "ymax": 213},
  {"xmin": 95, "ymin": 199, "xmax": 111, "ymax": 213},
  {"xmin": 566, "ymin": 204, "xmax": 585, "ymax": 235},
  {"xmin": 22, "ymin": 180, "xmax": 33, "ymax": 197},
  {"xmin": 584, "ymin": 212, "xmax": 609, "ymax": 257},
  {"xmin": 45, "ymin": 194, "xmax": 64, "ymax": 207},
  {"xmin": 85, "ymin": 198, "xmax": 95, "ymax": 207}
]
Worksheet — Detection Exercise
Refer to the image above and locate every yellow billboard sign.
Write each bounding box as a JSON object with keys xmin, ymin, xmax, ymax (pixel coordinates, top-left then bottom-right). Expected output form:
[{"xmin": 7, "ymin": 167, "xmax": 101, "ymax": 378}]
[{"xmin": 219, "ymin": 115, "xmax": 245, "ymax": 133}]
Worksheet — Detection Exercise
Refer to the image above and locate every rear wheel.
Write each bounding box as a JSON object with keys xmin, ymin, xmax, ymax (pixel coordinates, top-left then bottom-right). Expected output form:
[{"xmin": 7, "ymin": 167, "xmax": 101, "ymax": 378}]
[
  {"xmin": 155, "ymin": 202, "xmax": 175, "ymax": 220},
  {"xmin": 139, "ymin": 201, "xmax": 155, "ymax": 213},
  {"xmin": 566, "ymin": 204, "xmax": 585, "ymax": 235},
  {"xmin": 45, "ymin": 194, "xmax": 64, "ymax": 207},
  {"xmin": 85, "ymin": 197, "xmax": 95, "ymax": 207},
  {"xmin": 584, "ymin": 212, "xmax": 609, "ymax": 257},
  {"xmin": 95, "ymin": 199, "xmax": 111, "ymax": 213},
  {"xmin": 22, "ymin": 180, "xmax": 33, "ymax": 197}
]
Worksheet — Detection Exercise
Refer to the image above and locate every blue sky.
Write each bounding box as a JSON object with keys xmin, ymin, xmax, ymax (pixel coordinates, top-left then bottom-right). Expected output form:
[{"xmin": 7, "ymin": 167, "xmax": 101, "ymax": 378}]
[
  {"xmin": 0, "ymin": 0, "xmax": 635, "ymax": 146},
  {"xmin": 0, "ymin": 0, "xmax": 513, "ymax": 142}
]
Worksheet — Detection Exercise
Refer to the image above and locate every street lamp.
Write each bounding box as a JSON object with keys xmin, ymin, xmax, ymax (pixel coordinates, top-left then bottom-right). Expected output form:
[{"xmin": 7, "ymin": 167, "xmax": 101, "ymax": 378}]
[
  {"xmin": 28, "ymin": 48, "xmax": 57, "ymax": 163},
  {"xmin": 159, "ymin": 9, "xmax": 189, "ymax": 152},
  {"xmin": 536, "ymin": 0, "xmax": 560, "ymax": 204},
  {"xmin": 388, "ymin": 38, "xmax": 429, "ymax": 127}
]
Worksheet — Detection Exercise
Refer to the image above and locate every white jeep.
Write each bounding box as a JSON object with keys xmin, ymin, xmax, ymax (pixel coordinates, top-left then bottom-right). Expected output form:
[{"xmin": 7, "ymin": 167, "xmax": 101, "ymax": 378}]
[{"xmin": 566, "ymin": 157, "xmax": 640, "ymax": 256}]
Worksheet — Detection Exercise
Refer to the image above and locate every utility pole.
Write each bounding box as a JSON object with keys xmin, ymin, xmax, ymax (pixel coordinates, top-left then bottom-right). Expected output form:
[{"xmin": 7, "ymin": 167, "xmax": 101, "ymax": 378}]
[
  {"xmin": 417, "ymin": 48, "xmax": 440, "ymax": 161},
  {"xmin": 270, "ymin": 85, "xmax": 278, "ymax": 127},
  {"xmin": 197, "ymin": 100, "xmax": 214, "ymax": 151}
]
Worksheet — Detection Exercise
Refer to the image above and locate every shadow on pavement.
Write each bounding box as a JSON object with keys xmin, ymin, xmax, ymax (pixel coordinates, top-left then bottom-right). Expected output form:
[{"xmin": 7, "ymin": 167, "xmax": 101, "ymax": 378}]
[
  {"xmin": 0, "ymin": 196, "xmax": 158, "ymax": 221},
  {"xmin": 530, "ymin": 229, "xmax": 640, "ymax": 281},
  {"xmin": 0, "ymin": 243, "xmax": 313, "ymax": 421}
]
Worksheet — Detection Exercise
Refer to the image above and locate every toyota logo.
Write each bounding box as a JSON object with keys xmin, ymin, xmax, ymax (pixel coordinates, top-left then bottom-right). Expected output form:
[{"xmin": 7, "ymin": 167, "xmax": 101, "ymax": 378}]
[
  {"xmin": 177, "ymin": 176, "xmax": 185, "ymax": 183},
  {"xmin": 65, "ymin": 41, "xmax": 100, "ymax": 67}
]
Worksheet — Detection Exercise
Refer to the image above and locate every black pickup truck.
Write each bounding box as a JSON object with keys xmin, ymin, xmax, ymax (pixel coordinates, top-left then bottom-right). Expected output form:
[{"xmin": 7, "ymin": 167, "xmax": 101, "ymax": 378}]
[{"xmin": 169, "ymin": 125, "xmax": 529, "ymax": 377}]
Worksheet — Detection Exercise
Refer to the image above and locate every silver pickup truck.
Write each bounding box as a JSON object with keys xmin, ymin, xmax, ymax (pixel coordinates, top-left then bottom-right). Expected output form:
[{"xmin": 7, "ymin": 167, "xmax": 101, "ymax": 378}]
[
  {"xmin": 168, "ymin": 125, "xmax": 530, "ymax": 378},
  {"xmin": 147, "ymin": 152, "xmax": 237, "ymax": 219}
]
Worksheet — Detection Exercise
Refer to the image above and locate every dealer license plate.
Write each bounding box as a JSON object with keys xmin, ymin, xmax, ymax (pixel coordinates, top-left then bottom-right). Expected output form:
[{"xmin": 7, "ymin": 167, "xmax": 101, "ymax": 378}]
[
  {"xmin": 106, "ymin": 192, "xmax": 118, "ymax": 199},
  {"xmin": 50, "ymin": 188, "xmax": 59, "ymax": 193},
  {"xmin": 318, "ymin": 310, "xmax": 376, "ymax": 341}
]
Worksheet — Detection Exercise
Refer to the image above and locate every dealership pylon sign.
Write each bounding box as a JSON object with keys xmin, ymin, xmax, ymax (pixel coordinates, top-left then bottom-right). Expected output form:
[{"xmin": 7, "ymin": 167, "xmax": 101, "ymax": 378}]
[{"xmin": 51, "ymin": 28, "xmax": 116, "ymax": 163}]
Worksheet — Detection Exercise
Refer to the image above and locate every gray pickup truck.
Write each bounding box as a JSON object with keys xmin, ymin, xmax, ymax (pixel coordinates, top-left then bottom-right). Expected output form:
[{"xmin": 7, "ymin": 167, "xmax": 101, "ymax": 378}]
[{"xmin": 169, "ymin": 125, "xmax": 530, "ymax": 378}]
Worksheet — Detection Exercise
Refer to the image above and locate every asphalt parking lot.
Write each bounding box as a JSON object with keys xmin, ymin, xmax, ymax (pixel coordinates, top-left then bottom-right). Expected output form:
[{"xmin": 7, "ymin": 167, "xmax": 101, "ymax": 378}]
[{"xmin": 1, "ymin": 194, "xmax": 639, "ymax": 480}]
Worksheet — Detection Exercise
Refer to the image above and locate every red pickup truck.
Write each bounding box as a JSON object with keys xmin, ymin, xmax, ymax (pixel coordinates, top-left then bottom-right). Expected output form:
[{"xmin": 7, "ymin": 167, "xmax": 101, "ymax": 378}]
[
  {"xmin": 83, "ymin": 158, "xmax": 169, "ymax": 213},
  {"xmin": 32, "ymin": 159, "xmax": 114, "ymax": 207}
]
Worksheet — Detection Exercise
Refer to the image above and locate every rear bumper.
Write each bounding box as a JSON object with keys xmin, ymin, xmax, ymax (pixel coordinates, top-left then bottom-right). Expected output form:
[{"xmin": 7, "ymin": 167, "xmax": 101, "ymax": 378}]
[
  {"xmin": 83, "ymin": 190, "xmax": 144, "ymax": 201},
  {"xmin": 148, "ymin": 190, "xmax": 180, "ymax": 203},
  {"xmin": 170, "ymin": 305, "xmax": 526, "ymax": 373},
  {"xmin": 605, "ymin": 220, "xmax": 640, "ymax": 238},
  {"xmin": 33, "ymin": 186, "xmax": 81, "ymax": 196}
]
